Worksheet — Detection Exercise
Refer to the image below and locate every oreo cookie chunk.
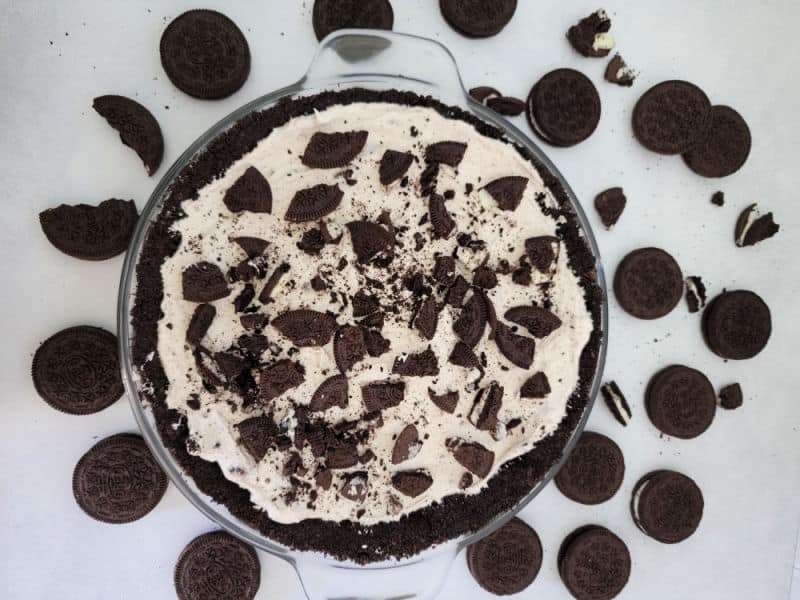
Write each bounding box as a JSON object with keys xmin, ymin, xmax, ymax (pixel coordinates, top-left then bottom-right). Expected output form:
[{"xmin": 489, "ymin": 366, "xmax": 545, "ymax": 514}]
[
  {"xmin": 601, "ymin": 381, "xmax": 632, "ymax": 426},
  {"xmin": 271, "ymin": 309, "xmax": 337, "ymax": 347},
  {"xmin": 719, "ymin": 383, "xmax": 743, "ymax": 410},
  {"xmin": 559, "ymin": 526, "xmax": 630, "ymax": 600},
  {"xmin": 312, "ymin": 0, "xmax": 394, "ymax": 41},
  {"xmin": 685, "ymin": 275, "xmax": 707, "ymax": 313},
  {"xmin": 286, "ymin": 183, "xmax": 343, "ymax": 222},
  {"xmin": 485, "ymin": 96, "xmax": 526, "ymax": 117},
  {"xmin": 32, "ymin": 326, "xmax": 123, "ymax": 415},
  {"xmin": 631, "ymin": 470, "xmax": 703, "ymax": 543},
  {"xmin": 683, "ymin": 105, "xmax": 752, "ymax": 177},
  {"xmin": 605, "ymin": 54, "xmax": 636, "ymax": 87},
  {"xmin": 39, "ymin": 198, "xmax": 138, "ymax": 261},
  {"xmin": 594, "ymin": 187, "xmax": 626, "ymax": 228},
  {"xmin": 93, "ymin": 95, "xmax": 163, "ymax": 175},
  {"xmin": 527, "ymin": 69, "xmax": 601, "ymax": 147},
  {"xmin": 466, "ymin": 518, "xmax": 543, "ymax": 595},
  {"xmin": 223, "ymin": 167, "xmax": 272, "ymax": 213},
  {"xmin": 160, "ymin": 10, "xmax": 250, "ymax": 99},
  {"xmin": 469, "ymin": 86, "xmax": 501, "ymax": 105},
  {"xmin": 633, "ymin": 81, "xmax": 712, "ymax": 154},
  {"xmin": 646, "ymin": 365, "xmax": 716, "ymax": 439},
  {"xmin": 703, "ymin": 290, "xmax": 771, "ymax": 359},
  {"xmin": 302, "ymin": 131, "xmax": 369, "ymax": 169},
  {"xmin": 735, "ymin": 204, "xmax": 780, "ymax": 247},
  {"xmin": 567, "ymin": 10, "xmax": 614, "ymax": 57},
  {"xmin": 73, "ymin": 434, "xmax": 167, "ymax": 523},
  {"xmin": 613, "ymin": 247, "xmax": 683, "ymax": 319},
  {"xmin": 555, "ymin": 431, "xmax": 624, "ymax": 505},
  {"xmin": 174, "ymin": 531, "xmax": 261, "ymax": 600},
  {"xmin": 439, "ymin": 0, "xmax": 517, "ymax": 38},
  {"xmin": 711, "ymin": 191, "xmax": 725, "ymax": 206}
]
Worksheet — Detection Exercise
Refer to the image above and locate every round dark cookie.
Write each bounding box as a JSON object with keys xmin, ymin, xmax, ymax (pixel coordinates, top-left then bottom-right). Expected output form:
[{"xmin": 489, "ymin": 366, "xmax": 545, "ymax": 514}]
[
  {"xmin": 440, "ymin": 0, "xmax": 517, "ymax": 38},
  {"xmin": 32, "ymin": 326, "xmax": 123, "ymax": 415},
  {"xmin": 702, "ymin": 290, "xmax": 771, "ymax": 360},
  {"xmin": 555, "ymin": 431, "xmax": 625, "ymax": 505},
  {"xmin": 633, "ymin": 80, "xmax": 712, "ymax": 154},
  {"xmin": 93, "ymin": 95, "xmax": 163, "ymax": 175},
  {"xmin": 160, "ymin": 10, "xmax": 250, "ymax": 100},
  {"xmin": 39, "ymin": 198, "xmax": 138, "ymax": 261},
  {"xmin": 683, "ymin": 105, "xmax": 751, "ymax": 178},
  {"xmin": 645, "ymin": 365, "xmax": 716, "ymax": 439},
  {"xmin": 613, "ymin": 247, "xmax": 683, "ymax": 319},
  {"xmin": 174, "ymin": 531, "xmax": 261, "ymax": 600},
  {"xmin": 527, "ymin": 68, "xmax": 601, "ymax": 147},
  {"xmin": 312, "ymin": 0, "xmax": 394, "ymax": 42},
  {"xmin": 631, "ymin": 470, "xmax": 703, "ymax": 544},
  {"xmin": 72, "ymin": 433, "xmax": 167, "ymax": 523},
  {"xmin": 466, "ymin": 517, "xmax": 542, "ymax": 595},
  {"xmin": 558, "ymin": 526, "xmax": 631, "ymax": 600}
]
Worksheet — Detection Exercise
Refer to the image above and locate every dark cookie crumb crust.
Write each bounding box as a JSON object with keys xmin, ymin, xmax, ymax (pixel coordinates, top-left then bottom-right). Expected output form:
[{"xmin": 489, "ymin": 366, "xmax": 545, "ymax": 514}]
[{"xmin": 131, "ymin": 88, "xmax": 602, "ymax": 563}]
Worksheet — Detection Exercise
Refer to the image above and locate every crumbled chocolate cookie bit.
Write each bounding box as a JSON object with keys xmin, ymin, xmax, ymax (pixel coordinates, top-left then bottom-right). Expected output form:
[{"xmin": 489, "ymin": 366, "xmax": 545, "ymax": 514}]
[
  {"xmin": 236, "ymin": 415, "xmax": 280, "ymax": 461},
  {"xmin": 314, "ymin": 469, "xmax": 332, "ymax": 491},
  {"xmin": 449, "ymin": 341, "xmax": 482, "ymax": 370},
  {"xmin": 392, "ymin": 470, "xmax": 433, "ymax": 498},
  {"xmin": 214, "ymin": 351, "xmax": 246, "ymax": 381},
  {"xmin": 505, "ymin": 305, "xmax": 562, "ymax": 338},
  {"xmin": 258, "ymin": 262, "xmax": 290, "ymax": 303},
  {"xmin": 359, "ymin": 449, "xmax": 376, "ymax": 464},
  {"xmin": 340, "ymin": 472, "xmax": 368, "ymax": 502},
  {"xmin": 685, "ymin": 276, "xmax": 707, "ymax": 313},
  {"xmin": 271, "ymin": 309, "xmax": 337, "ymax": 347},
  {"xmin": 512, "ymin": 262, "xmax": 532, "ymax": 286},
  {"xmin": 469, "ymin": 382, "xmax": 504, "ymax": 432},
  {"xmin": 360, "ymin": 311, "xmax": 384, "ymax": 329},
  {"xmin": 310, "ymin": 275, "xmax": 328, "ymax": 291},
  {"xmin": 605, "ymin": 54, "xmax": 636, "ymax": 87},
  {"xmin": 428, "ymin": 388, "xmax": 459, "ymax": 414},
  {"xmin": 429, "ymin": 194, "xmax": 456, "ymax": 239},
  {"xmin": 352, "ymin": 289, "xmax": 380, "ymax": 317},
  {"xmin": 601, "ymin": 381, "xmax": 631, "ymax": 425},
  {"xmin": 223, "ymin": 166, "xmax": 272, "ymax": 213},
  {"xmin": 233, "ymin": 283, "xmax": 255, "ymax": 313},
  {"xmin": 379, "ymin": 149, "xmax": 415, "ymax": 185},
  {"xmin": 186, "ymin": 303, "xmax": 216, "ymax": 344},
  {"xmin": 326, "ymin": 443, "xmax": 359, "ymax": 469},
  {"xmin": 473, "ymin": 265, "xmax": 498, "ymax": 289},
  {"xmin": 361, "ymin": 381, "xmax": 405, "ymax": 412},
  {"xmin": 433, "ymin": 255, "xmax": 457, "ymax": 286},
  {"xmin": 310, "ymin": 374, "xmax": 349, "ymax": 412},
  {"xmin": 525, "ymin": 236, "xmax": 560, "ymax": 273},
  {"xmin": 297, "ymin": 227, "xmax": 326, "ymax": 255},
  {"xmin": 186, "ymin": 394, "xmax": 201, "ymax": 411},
  {"xmin": 521, "ymin": 372, "xmax": 551, "ymax": 399},
  {"xmin": 495, "ymin": 322, "xmax": 536, "ymax": 369},
  {"xmin": 425, "ymin": 141, "xmax": 467, "ymax": 167},
  {"xmin": 482, "ymin": 176, "xmax": 529, "ymax": 211},
  {"xmin": 567, "ymin": 9, "xmax": 614, "ymax": 57},
  {"xmin": 594, "ymin": 187, "xmax": 627, "ymax": 229},
  {"xmin": 414, "ymin": 296, "xmax": 439, "ymax": 340},
  {"xmin": 451, "ymin": 439, "xmax": 494, "ymax": 478},
  {"xmin": 735, "ymin": 204, "xmax": 780, "ymax": 247},
  {"xmin": 392, "ymin": 424, "xmax": 421, "ymax": 464},
  {"xmin": 182, "ymin": 262, "xmax": 230, "ymax": 302},
  {"xmin": 454, "ymin": 292, "xmax": 488, "ymax": 347},
  {"xmin": 419, "ymin": 162, "xmax": 439, "ymax": 197},
  {"xmin": 363, "ymin": 328, "xmax": 391, "ymax": 357},
  {"xmin": 259, "ymin": 360, "xmax": 305, "ymax": 401},
  {"xmin": 445, "ymin": 275, "xmax": 470, "ymax": 307},
  {"xmin": 711, "ymin": 191, "xmax": 725, "ymax": 206},
  {"xmin": 719, "ymin": 383, "xmax": 743, "ymax": 410},
  {"xmin": 237, "ymin": 333, "xmax": 270, "ymax": 356},
  {"xmin": 231, "ymin": 236, "xmax": 269, "ymax": 258},
  {"xmin": 459, "ymin": 472, "xmax": 474, "ymax": 489},
  {"xmin": 334, "ymin": 325, "xmax": 367, "ymax": 372},
  {"xmin": 240, "ymin": 313, "xmax": 266, "ymax": 331},
  {"xmin": 392, "ymin": 347, "xmax": 440, "ymax": 377},
  {"xmin": 346, "ymin": 220, "xmax": 394, "ymax": 264}
]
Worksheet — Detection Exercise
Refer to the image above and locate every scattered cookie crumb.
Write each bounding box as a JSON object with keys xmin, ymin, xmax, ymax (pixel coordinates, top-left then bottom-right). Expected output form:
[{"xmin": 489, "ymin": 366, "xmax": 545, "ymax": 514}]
[
  {"xmin": 711, "ymin": 191, "xmax": 725, "ymax": 206},
  {"xmin": 719, "ymin": 383, "xmax": 743, "ymax": 410}
]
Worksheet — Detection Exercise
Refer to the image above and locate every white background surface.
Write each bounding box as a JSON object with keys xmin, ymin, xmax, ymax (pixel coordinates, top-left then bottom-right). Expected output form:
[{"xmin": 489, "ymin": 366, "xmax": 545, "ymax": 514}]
[{"xmin": 1, "ymin": 1, "xmax": 799, "ymax": 598}]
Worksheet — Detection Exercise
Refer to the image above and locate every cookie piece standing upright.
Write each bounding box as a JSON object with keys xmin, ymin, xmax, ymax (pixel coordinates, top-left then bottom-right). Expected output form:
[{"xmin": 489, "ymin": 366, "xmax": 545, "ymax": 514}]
[
  {"xmin": 440, "ymin": 0, "xmax": 517, "ymax": 38},
  {"xmin": 312, "ymin": 0, "xmax": 394, "ymax": 41},
  {"xmin": 527, "ymin": 69, "xmax": 601, "ymax": 147},
  {"xmin": 685, "ymin": 275, "xmax": 707, "ymax": 313},
  {"xmin": 93, "ymin": 95, "xmax": 164, "ymax": 175},
  {"xmin": 601, "ymin": 381, "xmax": 632, "ymax": 426},
  {"xmin": 703, "ymin": 290, "xmax": 772, "ymax": 359},
  {"xmin": 567, "ymin": 9, "xmax": 614, "ymax": 57},
  {"xmin": 73, "ymin": 433, "xmax": 168, "ymax": 523},
  {"xmin": 735, "ymin": 204, "xmax": 780, "ymax": 247},
  {"xmin": 614, "ymin": 247, "xmax": 683, "ymax": 319},
  {"xmin": 631, "ymin": 470, "xmax": 703, "ymax": 544},
  {"xmin": 594, "ymin": 187, "xmax": 626, "ymax": 228},
  {"xmin": 39, "ymin": 199, "xmax": 138, "ymax": 261},
  {"xmin": 555, "ymin": 431, "xmax": 625, "ymax": 505},
  {"xmin": 174, "ymin": 531, "xmax": 261, "ymax": 600},
  {"xmin": 683, "ymin": 105, "xmax": 752, "ymax": 177},
  {"xmin": 633, "ymin": 80, "xmax": 712, "ymax": 154},
  {"xmin": 645, "ymin": 365, "xmax": 716, "ymax": 439},
  {"xmin": 466, "ymin": 518, "xmax": 543, "ymax": 595},
  {"xmin": 160, "ymin": 10, "xmax": 250, "ymax": 99},
  {"xmin": 559, "ymin": 526, "xmax": 631, "ymax": 600},
  {"xmin": 32, "ymin": 326, "xmax": 124, "ymax": 415}
]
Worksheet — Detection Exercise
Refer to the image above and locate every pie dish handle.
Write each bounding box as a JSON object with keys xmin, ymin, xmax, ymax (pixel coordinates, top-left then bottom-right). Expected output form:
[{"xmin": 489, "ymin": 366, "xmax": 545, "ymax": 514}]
[
  {"xmin": 292, "ymin": 549, "xmax": 459, "ymax": 600},
  {"xmin": 300, "ymin": 30, "xmax": 469, "ymax": 103}
]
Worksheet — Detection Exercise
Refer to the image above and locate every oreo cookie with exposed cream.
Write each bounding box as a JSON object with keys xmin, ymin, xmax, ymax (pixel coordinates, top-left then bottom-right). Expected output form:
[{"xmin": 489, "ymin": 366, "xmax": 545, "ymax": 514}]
[
  {"xmin": 601, "ymin": 381, "xmax": 632, "ymax": 426},
  {"xmin": 631, "ymin": 470, "xmax": 703, "ymax": 543},
  {"xmin": 735, "ymin": 204, "xmax": 780, "ymax": 247}
]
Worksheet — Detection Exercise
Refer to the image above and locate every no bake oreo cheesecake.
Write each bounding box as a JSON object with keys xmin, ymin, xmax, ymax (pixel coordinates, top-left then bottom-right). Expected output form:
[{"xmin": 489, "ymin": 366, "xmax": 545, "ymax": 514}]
[{"xmin": 132, "ymin": 89, "xmax": 602, "ymax": 562}]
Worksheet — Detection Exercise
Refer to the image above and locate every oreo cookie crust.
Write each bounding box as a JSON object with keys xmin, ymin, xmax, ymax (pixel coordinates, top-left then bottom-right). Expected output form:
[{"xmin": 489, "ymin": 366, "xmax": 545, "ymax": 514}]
[
  {"xmin": 466, "ymin": 518, "xmax": 543, "ymax": 595},
  {"xmin": 312, "ymin": 0, "xmax": 394, "ymax": 41},
  {"xmin": 160, "ymin": 10, "xmax": 250, "ymax": 100},
  {"xmin": 646, "ymin": 365, "xmax": 716, "ymax": 439},
  {"xmin": 32, "ymin": 326, "xmax": 123, "ymax": 415},
  {"xmin": 527, "ymin": 69, "xmax": 601, "ymax": 147},
  {"xmin": 633, "ymin": 80, "xmax": 712, "ymax": 154},
  {"xmin": 703, "ymin": 290, "xmax": 771, "ymax": 359},
  {"xmin": 555, "ymin": 431, "xmax": 625, "ymax": 505},
  {"xmin": 72, "ymin": 434, "xmax": 167, "ymax": 523},
  {"xmin": 559, "ymin": 526, "xmax": 631, "ymax": 600},
  {"xmin": 614, "ymin": 247, "xmax": 683, "ymax": 319},
  {"xmin": 175, "ymin": 531, "xmax": 261, "ymax": 600},
  {"xmin": 93, "ymin": 95, "xmax": 163, "ymax": 175},
  {"xmin": 130, "ymin": 88, "xmax": 602, "ymax": 563},
  {"xmin": 683, "ymin": 105, "xmax": 751, "ymax": 178},
  {"xmin": 440, "ymin": 0, "xmax": 517, "ymax": 38},
  {"xmin": 631, "ymin": 470, "xmax": 703, "ymax": 544}
]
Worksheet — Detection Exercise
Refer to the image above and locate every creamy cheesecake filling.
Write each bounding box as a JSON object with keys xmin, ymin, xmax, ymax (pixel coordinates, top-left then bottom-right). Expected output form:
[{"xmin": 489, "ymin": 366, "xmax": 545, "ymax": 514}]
[{"xmin": 155, "ymin": 102, "xmax": 594, "ymax": 525}]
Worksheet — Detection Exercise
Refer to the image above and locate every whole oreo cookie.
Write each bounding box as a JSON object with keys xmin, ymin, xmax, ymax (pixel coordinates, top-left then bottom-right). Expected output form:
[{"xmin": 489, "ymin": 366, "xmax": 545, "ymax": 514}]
[
  {"xmin": 93, "ymin": 95, "xmax": 163, "ymax": 175},
  {"xmin": 32, "ymin": 326, "xmax": 123, "ymax": 415},
  {"xmin": 703, "ymin": 290, "xmax": 771, "ymax": 359},
  {"xmin": 440, "ymin": 0, "xmax": 517, "ymax": 38},
  {"xmin": 466, "ymin": 517, "xmax": 542, "ymax": 595},
  {"xmin": 73, "ymin": 433, "xmax": 167, "ymax": 523},
  {"xmin": 683, "ymin": 105, "xmax": 751, "ymax": 178},
  {"xmin": 631, "ymin": 470, "xmax": 703, "ymax": 544},
  {"xmin": 527, "ymin": 69, "xmax": 601, "ymax": 147},
  {"xmin": 646, "ymin": 365, "xmax": 716, "ymax": 439},
  {"xmin": 39, "ymin": 198, "xmax": 138, "ymax": 261},
  {"xmin": 312, "ymin": 0, "xmax": 394, "ymax": 42},
  {"xmin": 555, "ymin": 431, "xmax": 625, "ymax": 505},
  {"xmin": 160, "ymin": 10, "xmax": 250, "ymax": 100},
  {"xmin": 174, "ymin": 531, "xmax": 261, "ymax": 600},
  {"xmin": 633, "ymin": 80, "xmax": 712, "ymax": 154},
  {"xmin": 558, "ymin": 526, "xmax": 630, "ymax": 600},
  {"xmin": 614, "ymin": 247, "xmax": 683, "ymax": 319}
]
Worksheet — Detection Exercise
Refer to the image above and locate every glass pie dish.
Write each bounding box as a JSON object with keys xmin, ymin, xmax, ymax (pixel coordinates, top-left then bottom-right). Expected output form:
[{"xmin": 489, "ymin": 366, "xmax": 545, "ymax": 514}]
[{"xmin": 118, "ymin": 30, "xmax": 608, "ymax": 600}]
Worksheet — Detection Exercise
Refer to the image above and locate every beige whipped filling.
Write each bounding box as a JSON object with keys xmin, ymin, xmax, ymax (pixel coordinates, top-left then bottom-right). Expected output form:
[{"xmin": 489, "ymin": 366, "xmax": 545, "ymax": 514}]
[{"xmin": 154, "ymin": 102, "xmax": 594, "ymax": 525}]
